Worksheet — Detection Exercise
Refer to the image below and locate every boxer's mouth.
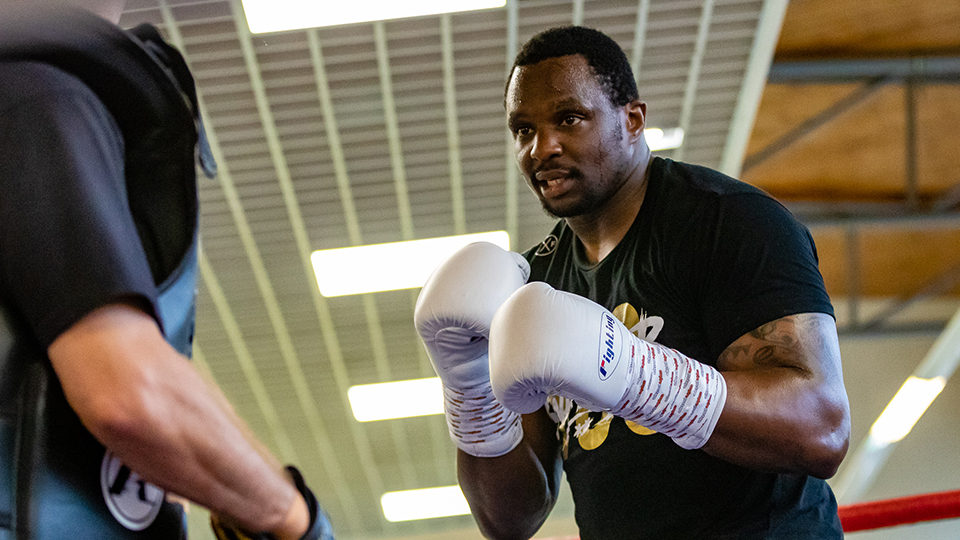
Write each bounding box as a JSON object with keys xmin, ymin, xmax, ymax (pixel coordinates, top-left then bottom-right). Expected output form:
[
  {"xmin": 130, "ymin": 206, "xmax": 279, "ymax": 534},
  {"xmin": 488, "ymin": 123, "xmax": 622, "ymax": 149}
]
[
  {"xmin": 535, "ymin": 168, "xmax": 571, "ymax": 182},
  {"xmin": 535, "ymin": 168, "xmax": 575, "ymax": 198}
]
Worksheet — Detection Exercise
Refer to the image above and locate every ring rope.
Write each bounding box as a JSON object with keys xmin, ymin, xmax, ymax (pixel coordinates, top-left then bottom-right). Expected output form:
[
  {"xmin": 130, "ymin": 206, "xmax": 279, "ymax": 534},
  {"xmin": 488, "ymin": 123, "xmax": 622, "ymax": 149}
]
[
  {"xmin": 838, "ymin": 488, "xmax": 960, "ymax": 532},
  {"xmin": 534, "ymin": 488, "xmax": 960, "ymax": 538}
]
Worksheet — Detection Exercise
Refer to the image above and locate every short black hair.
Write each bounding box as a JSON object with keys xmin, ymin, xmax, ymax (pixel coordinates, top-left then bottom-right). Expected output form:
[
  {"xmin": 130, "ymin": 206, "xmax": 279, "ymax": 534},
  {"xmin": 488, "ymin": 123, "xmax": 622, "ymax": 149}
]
[{"xmin": 508, "ymin": 26, "xmax": 638, "ymax": 107}]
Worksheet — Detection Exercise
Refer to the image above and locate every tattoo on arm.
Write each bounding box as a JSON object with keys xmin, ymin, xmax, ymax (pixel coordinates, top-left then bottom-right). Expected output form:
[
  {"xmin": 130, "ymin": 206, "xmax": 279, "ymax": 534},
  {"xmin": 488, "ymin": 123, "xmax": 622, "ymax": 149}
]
[{"xmin": 718, "ymin": 315, "xmax": 814, "ymax": 371}]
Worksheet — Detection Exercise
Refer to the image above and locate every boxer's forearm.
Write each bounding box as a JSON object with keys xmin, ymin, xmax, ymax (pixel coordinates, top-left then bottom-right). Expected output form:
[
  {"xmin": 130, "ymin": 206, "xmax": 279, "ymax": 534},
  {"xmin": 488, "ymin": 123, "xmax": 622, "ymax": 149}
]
[
  {"xmin": 49, "ymin": 303, "xmax": 307, "ymax": 536},
  {"xmin": 458, "ymin": 412, "xmax": 562, "ymax": 540}
]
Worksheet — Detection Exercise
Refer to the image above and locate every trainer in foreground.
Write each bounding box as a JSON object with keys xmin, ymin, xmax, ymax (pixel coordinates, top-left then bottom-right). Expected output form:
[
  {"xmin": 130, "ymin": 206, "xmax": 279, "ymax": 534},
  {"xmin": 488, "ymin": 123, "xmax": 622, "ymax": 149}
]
[
  {"xmin": 416, "ymin": 26, "xmax": 850, "ymax": 539},
  {"xmin": 0, "ymin": 1, "xmax": 332, "ymax": 538}
]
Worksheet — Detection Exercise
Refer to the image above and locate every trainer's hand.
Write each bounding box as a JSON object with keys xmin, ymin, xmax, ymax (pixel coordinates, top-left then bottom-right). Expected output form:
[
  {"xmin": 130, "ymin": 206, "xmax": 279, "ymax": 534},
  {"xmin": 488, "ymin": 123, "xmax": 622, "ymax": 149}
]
[
  {"xmin": 490, "ymin": 282, "xmax": 726, "ymax": 449},
  {"xmin": 210, "ymin": 466, "xmax": 335, "ymax": 540},
  {"xmin": 414, "ymin": 241, "xmax": 530, "ymax": 457}
]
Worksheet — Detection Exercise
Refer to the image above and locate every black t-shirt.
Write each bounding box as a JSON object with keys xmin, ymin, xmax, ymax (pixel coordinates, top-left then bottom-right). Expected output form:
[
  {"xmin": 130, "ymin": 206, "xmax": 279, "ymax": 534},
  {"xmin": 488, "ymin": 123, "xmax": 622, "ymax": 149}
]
[
  {"xmin": 0, "ymin": 60, "xmax": 159, "ymax": 349},
  {"xmin": 523, "ymin": 157, "xmax": 842, "ymax": 539}
]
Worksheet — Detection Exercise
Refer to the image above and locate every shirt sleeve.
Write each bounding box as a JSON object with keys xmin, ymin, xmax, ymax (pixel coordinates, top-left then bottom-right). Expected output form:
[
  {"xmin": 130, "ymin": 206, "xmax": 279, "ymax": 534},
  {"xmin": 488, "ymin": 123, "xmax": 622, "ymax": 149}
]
[
  {"xmin": 0, "ymin": 64, "xmax": 159, "ymax": 349},
  {"xmin": 698, "ymin": 192, "xmax": 834, "ymax": 358}
]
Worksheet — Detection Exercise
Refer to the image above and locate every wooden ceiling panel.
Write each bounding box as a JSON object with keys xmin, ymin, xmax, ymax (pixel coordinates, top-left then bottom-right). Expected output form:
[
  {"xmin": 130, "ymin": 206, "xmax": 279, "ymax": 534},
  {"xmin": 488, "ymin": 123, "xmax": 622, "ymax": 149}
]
[
  {"xmin": 742, "ymin": 82, "xmax": 858, "ymax": 165},
  {"xmin": 917, "ymin": 85, "xmax": 960, "ymax": 194},
  {"xmin": 857, "ymin": 228, "xmax": 960, "ymax": 296},
  {"xmin": 743, "ymin": 84, "xmax": 910, "ymax": 200},
  {"xmin": 814, "ymin": 228, "xmax": 960, "ymax": 298},
  {"xmin": 776, "ymin": 0, "xmax": 960, "ymax": 57}
]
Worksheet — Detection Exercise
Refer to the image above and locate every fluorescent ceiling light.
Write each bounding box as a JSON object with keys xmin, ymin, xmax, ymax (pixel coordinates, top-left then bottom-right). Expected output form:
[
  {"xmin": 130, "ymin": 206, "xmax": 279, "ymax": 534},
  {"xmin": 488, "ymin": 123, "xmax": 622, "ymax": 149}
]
[
  {"xmin": 381, "ymin": 485, "xmax": 470, "ymax": 522},
  {"xmin": 645, "ymin": 127, "xmax": 684, "ymax": 151},
  {"xmin": 311, "ymin": 230, "xmax": 509, "ymax": 297},
  {"xmin": 868, "ymin": 376, "xmax": 946, "ymax": 445},
  {"xmin": 242, "ymin": 0, "xmax": 507, "ymax": 33},
  {"xmin": 348, "ymin": 377, "xmax": 443, "ymax": 422}
]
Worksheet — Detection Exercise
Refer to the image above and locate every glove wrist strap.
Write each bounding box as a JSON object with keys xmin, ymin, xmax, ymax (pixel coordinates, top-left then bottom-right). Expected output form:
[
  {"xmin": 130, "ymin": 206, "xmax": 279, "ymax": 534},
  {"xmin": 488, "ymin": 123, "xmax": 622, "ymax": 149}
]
[
  {"xmin": 443, "ymin": 382, "xmax": 523, "ymax": 457},
  {"xmin": 614, "ymin": 340, "xmax": 727, "ymax": 450}
]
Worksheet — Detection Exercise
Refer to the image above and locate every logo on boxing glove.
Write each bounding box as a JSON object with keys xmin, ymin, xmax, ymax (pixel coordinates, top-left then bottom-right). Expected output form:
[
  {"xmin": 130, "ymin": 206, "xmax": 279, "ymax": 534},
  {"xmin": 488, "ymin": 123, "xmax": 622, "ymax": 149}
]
[{"xmin": 598, "ymin": 312, "xmax": 621, "ymax": 380}]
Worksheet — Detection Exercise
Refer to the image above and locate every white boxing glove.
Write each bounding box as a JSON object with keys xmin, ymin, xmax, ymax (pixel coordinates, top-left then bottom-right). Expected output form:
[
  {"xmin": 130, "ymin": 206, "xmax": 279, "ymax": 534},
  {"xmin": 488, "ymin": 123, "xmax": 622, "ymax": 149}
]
[
  {"xmin": 489, "ymin": 282, "xmax": 727, "ymax": 450},
  {"xmin": 414, "ymin": 242, "xmax": 530, "ymax": 457}
]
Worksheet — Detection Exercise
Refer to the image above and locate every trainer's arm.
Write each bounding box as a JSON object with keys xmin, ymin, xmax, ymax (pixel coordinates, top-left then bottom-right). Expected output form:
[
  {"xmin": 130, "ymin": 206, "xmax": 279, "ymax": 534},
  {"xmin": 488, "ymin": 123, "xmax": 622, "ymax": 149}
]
[
  {"xmin": 48, "ymin": 302, "xmax": 309, "ymax": 540},
  {"xmin": 704, "ymin": 312, "xmax": 850, "ymax": 479},
  {"xmin": 458, "ymin": 409, "xmax": 563, "ymax": 540}
]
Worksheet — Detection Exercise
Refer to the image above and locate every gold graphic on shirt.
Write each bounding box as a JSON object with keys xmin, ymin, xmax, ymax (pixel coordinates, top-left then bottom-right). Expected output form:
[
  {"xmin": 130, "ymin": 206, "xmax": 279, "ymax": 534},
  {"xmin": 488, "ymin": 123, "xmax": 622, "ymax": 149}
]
[
  {"xmin": 574, "ymin": 410, "xmax": 613, "ymax": 450},
  {"xmin": 625, "ymin": 420, "xmax": 657, "ymax": 436},
  {"xmin": 615, "ymin": 302, "xmax": 664, "ymax": 342},
  {"xmin": 613, "ymin": 303, "xmax": 640, "ymax": 332},
  {"xmin": 548, "ymin": 302, "xmax": 666, "ymax": 455}
]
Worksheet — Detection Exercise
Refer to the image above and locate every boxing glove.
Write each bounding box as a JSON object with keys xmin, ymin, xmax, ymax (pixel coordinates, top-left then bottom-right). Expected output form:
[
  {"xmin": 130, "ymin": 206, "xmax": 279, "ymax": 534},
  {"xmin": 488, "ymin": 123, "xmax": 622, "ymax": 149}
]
[
  {"xmin": 489, "ymin": 282, "xmax": 726, "ymax": 450},
  {"xmin": 414, "ymin": 242, "xmax": 530, "ymax": 457}
]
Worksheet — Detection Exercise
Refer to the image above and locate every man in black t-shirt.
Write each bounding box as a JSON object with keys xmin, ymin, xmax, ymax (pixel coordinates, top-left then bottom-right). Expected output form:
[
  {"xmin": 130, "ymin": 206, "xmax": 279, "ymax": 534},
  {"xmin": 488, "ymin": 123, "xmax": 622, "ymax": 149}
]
[
  {"xmin": 415, "ymin": 26, "xmax": 850, "ymax": 539},
  {"xmin": 0, "ymin": 1, "xmax": 331, "ymax": 539}
]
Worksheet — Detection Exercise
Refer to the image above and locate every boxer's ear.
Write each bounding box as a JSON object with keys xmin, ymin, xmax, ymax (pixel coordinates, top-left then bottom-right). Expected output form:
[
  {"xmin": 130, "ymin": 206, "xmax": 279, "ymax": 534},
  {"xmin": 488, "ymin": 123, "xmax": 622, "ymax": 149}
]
[{"xmin": 623, "ymin": 99, "xmax": 646, "ymax": 142}]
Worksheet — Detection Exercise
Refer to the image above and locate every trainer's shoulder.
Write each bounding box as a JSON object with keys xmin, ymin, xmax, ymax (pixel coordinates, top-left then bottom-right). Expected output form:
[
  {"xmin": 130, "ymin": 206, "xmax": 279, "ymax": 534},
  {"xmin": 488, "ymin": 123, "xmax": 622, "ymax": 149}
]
[{"xmin": 0, "ymin": 60, "xmax": 100, "ymax": 112}]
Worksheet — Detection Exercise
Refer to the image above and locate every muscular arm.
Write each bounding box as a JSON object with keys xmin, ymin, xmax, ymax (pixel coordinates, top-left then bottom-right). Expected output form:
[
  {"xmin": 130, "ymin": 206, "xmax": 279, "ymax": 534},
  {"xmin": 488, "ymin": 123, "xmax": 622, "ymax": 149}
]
[
  {"xmin": 48, "ymin": 303, "xmax": 309, "ymax": 540},
  {"xmin": 704, "ymin": 312, "xmax": 851, "ymax": 478},
  {"xmin": 458, "ymin": 409, "xmax": 563, "ymax": 540}
]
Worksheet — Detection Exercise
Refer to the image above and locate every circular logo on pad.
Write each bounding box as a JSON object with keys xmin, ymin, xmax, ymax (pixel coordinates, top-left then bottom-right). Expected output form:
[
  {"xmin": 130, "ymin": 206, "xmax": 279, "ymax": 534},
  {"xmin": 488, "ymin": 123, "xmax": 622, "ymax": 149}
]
[{"xmin": 100, "ymin": 450, "xmax": 164, "ymax": 531}]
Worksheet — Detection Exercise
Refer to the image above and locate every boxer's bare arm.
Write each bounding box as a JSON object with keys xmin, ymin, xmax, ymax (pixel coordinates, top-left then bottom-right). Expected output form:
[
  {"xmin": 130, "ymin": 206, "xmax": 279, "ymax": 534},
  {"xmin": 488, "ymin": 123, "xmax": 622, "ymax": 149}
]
[
  {"xmin": 47, "ymin": 302, "xmax": 309, "ymax": 540},
  {"xmin": 458, "ymin": 409, "xmax": 562, "ymax": 540},
  {"xmin": 705, "ymin": 312, "xmax": 850, "ymax": 479}
]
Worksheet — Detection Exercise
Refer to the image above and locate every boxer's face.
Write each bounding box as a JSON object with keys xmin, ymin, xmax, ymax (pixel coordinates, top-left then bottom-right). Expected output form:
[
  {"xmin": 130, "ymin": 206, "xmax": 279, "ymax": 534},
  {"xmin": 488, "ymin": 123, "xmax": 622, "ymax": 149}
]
[{"xmin": 506, "ymin": 54, "xmax": 635, "ymax": 219}]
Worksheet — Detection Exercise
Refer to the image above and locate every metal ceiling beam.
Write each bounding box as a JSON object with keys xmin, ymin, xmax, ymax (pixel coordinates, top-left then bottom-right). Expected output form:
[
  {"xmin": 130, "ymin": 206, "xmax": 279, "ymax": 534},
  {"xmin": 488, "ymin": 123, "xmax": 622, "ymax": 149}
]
[
  {"xmin": 768, "ymin": 55, "xmax": 960, "ymax": 84},
  {"xmin": 371, "ymin": 21, "xmax": 424, "ymax": 499},
  {"xmin": 673, "ymin": 0, "xmax": 715, "ymax": 162},
  {"xmin": 933, "ymin": 182, "xmax": 960, "ymax": 212},
  {"xmin": 572, "ymin": 0, "xmax": 585, "ymax": 26},
  {"xmin": 720, "ymin": 0, "xmax": 789, "ymax": 177},
  {"xmin": 797, "ymin": 208, "xmax": 960, "ymax": 229},
  {"xmin": 741, "ymin": 77, "xmax": 888, "ymax": 173},
  {"xmin": 844, "ymin": 225, "xmax": 863, "ymax": 331},
  {"xmin": 198, "ymin": 254, "xmax": 301, "ymax": 465},
  {"xmin": 504, "ymin": 0, "xmax": 519, "ymax": 248},
  {"xmin": 306, "ymin": 32, "xmax": 362, "ymax": 245},
  {"xmin": 230, "ymin": 1, "xmax": 390, "ymax": 529},
  {"xmin": 159, "ymin": 2, "xmax": 363, "ymax": 529},
  {"xmin": 374, "ymin": 21, "xmax": 416, "ymax": 240},
  {"xmin": 904, "ymin": 77, "xmax": 920, "ymax": 209},
  {"xmin": 857, "ymin": 260, "xmax": 960, "ymax": 333},
  {"xmin": 440, "ymin": 14, "xmax": 467, "ymax": 235},
  {"xmin": 630, "ymin": 0, "xmax": 651, "ymax": 80}
]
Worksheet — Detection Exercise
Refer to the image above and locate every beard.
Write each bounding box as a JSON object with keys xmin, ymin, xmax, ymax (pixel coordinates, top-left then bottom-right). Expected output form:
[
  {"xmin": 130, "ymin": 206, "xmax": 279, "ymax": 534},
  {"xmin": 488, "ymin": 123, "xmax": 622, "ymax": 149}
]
[
  {"xmin": 536, "ymin": 119, "xmax": 628, "ymax": 219},
  {"xmin": 536, "ymin": 164, "xmax": 628, "ymax": 219}
]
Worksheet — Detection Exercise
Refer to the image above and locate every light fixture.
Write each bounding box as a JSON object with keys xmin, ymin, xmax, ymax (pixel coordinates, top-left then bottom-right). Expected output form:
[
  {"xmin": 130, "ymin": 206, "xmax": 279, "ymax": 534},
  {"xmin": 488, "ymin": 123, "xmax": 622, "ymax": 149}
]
[
  {"xmin": 381, "ymin": 485, "xmax": 470, "ymax": 522},
  {"xmin": 311, "ymin": 230, "xmax": 509, "ymax": 297},
  {"xmin": 645, "ymin": 127, "xmax": 684, "ymax": 151},
  {"xmin": 241, "ymin": 0, "xmax": 507, "ymax": 33},
  {"xmin": 348, "ymin": 377, "xmax": 443, "ymax": 422},
  {"xmin": 868, "ymin": 376, "xmax": 946, "ymax": 445}
]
